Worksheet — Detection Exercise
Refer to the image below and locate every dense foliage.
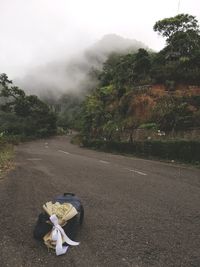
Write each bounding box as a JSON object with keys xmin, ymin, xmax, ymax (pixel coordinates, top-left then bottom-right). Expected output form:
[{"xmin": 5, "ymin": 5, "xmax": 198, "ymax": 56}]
[
  {"xmin": 55, "ymin": 93, "xmax": 83, "ymax": 131},
  {"xmin": 0, "ymin": 73, "xmax": 57, "ymax": 140},
  {"xmin": 73, "ymin": 14, "xmax": 200, "ymax": 141},
  {"xmin": 82, "ymin": 139, "xmax": 200, "ymax": 163}
]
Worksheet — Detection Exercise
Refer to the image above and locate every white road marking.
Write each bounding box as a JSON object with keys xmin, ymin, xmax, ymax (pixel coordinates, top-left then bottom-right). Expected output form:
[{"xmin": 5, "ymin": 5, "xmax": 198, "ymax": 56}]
[
  {"xmin": 27, "ymin": 158, "xmax": 42, "ymax": 161},
  {"xmin": 99, "ymin": 160, "xmax": 110, "ymax": 164},
  {"xmin": 126, "ymin": 168, "xmax": 147, "ymax": 176},
  {"xmin": 58, "ymin": 150, "xmax": 70, "ymax": 155}
]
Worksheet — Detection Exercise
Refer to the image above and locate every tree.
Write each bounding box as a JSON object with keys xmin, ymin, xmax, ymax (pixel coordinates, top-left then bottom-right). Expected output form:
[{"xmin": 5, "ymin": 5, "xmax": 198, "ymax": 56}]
[
  {"xmin": 154, "ymin": 14, "xmax": 200, "ymax": 57},
  {"xmin": 99, "ymin": 53, "xmax": 121, "ymax": 86},
  {"xmin": 153, "ymin": 14, "xmax": 199, "ymax": 43},
  {"xmin": 133, "ymin": 49, "xmax": 151, "ymax": 83},
  {"xmin": 0, "ymin": 73, "xmax": 12, "ymax": 88},
  {"xmin": 153, "ymin": 14, "xmax": 200, "ymax": 84},
  {"xmin": 0, "ymin": 73, "xmax": 57, "ymax": 137}
]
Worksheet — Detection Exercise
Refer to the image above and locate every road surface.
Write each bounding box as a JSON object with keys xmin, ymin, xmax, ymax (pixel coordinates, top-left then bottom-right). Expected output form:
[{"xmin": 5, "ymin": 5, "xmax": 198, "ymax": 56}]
[{"xmin": 0, "ymin": 136, "xmax": 200, "ymax": 267}]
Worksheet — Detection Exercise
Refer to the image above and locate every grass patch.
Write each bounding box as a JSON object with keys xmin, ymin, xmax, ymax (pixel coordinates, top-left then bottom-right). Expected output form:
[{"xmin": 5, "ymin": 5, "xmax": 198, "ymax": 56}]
[{"xmin": 0, "ymin": 143, "xmax": 14, "ymax": 178}]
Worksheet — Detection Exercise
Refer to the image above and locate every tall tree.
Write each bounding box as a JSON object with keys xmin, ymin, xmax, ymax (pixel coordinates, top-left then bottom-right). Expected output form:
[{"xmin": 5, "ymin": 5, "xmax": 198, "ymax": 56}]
[
  {"xmin": 0, "ymin": 73, "xmax": 57, "ymax": 137},
  {"xmin": 153, "ymin": 14, "xmax": 199, "ymax": 43}
]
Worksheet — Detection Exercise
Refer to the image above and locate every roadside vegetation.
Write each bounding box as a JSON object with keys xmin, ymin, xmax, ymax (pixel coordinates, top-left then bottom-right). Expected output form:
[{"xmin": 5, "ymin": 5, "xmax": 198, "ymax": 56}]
[
  {"xmin": 0, "ymin": 73, "xmax": 57, "ymax": 141},
  {"xmin": 68, "ymin": 14, "xmax": 200, "ymax": 164},
  {"xmin": 78, "ymin": 14, "xmax": 200, "ymax": 137},
  {"xmin": 0, "ymin": 74, "xmax": 57, "ymax": 175},
  {"xmin": 0, "ymin": 140, "xmax": 14, "ymax": 178}
]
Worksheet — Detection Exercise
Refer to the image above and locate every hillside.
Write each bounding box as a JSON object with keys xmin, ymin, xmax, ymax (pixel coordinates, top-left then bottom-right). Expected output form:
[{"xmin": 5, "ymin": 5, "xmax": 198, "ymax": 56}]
[{"xmin": 69, "ymin": 14, "xmax": 200, "ymax": 142}]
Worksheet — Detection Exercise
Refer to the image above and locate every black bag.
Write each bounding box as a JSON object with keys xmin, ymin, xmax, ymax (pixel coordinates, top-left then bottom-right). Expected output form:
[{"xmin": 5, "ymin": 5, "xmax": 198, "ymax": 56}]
[{"xmin": 33, "ymin": 193, "xmax": 84, "ymax": 242}]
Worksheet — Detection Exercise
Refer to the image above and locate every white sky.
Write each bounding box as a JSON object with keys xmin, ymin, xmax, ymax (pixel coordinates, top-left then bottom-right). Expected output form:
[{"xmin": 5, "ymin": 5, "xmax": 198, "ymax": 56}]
[{"xmin": 0, "ymin": 0, "xmax": 199, "ymax": 79}]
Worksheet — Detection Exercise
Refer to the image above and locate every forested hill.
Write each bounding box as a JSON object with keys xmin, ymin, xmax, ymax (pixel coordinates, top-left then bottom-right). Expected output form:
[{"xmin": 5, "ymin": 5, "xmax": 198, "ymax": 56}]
[{"xmin": 66, "ymin": 14, "xmax": 200, "ymax": 141}]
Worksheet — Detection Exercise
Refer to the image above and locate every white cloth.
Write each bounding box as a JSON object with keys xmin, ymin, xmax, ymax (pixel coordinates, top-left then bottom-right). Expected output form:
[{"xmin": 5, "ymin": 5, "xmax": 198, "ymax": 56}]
[{"xmin": 50, "ymin": 214, "xmax": 80, "ymax": 256}]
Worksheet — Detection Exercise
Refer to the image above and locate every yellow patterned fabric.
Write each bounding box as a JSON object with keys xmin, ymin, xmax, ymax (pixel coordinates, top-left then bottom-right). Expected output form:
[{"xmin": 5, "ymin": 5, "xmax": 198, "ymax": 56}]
[{"xmin": 43, "ymin": 201, "xmax": 77, "ymax": 226}]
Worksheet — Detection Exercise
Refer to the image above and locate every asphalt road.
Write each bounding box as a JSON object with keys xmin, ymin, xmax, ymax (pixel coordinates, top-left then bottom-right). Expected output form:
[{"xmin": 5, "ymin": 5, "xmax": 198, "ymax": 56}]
[{"xmin": 0, "ymin": 136, "xmax": 200, "ymax": 267}]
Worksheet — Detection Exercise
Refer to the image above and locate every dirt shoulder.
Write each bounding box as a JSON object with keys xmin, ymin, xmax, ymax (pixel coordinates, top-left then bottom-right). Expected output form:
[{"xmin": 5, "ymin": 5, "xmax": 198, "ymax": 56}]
[{"xmin": 0, "ymin": 143, "xmax": 14, "ymax": 179}]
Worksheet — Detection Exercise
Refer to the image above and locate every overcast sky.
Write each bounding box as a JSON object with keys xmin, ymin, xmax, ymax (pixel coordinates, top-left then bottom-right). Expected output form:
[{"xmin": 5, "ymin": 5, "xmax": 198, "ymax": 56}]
[{"xmin": 0, "ymin": 0, "xmax": 200, "ymax": 79}]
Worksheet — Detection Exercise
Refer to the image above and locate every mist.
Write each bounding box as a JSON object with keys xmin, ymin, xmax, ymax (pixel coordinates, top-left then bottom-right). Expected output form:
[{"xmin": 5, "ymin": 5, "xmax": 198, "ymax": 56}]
[{"xmin": 16, "ymin": 34, "xmax": 147, "ymax": 99}]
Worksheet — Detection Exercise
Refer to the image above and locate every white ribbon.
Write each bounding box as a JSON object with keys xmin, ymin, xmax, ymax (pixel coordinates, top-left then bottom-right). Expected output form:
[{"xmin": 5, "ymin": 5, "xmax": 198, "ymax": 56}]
[{"xmin": 50, "ymin": 214, "xmax": 80, "ymax": 256}]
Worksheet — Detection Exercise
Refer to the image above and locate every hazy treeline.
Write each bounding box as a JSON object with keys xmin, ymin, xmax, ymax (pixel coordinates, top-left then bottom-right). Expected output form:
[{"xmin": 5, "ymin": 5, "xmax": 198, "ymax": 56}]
[{"xmin": 0, "ymin": 73, "xmax": 57, "ymax": 141}]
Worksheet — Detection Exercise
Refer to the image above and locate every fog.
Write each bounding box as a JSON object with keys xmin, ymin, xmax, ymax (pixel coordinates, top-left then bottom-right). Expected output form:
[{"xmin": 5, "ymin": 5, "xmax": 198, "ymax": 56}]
[
  {"xmin": 0, "ymin": 0, "xmax": 199, "ymax": 96},
  {"xmin": 16, "ymin": 34, "xmax": 147, "ymax": 98}
]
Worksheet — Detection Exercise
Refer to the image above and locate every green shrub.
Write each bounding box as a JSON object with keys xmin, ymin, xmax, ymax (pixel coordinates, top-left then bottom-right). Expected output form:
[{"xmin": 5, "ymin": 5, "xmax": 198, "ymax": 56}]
[
  {"xmin": 139, "ymin": 123, "xmax": 158, "ymax": 130},
  {"xmin": 82, "ymin": 139, "xmax": 200, "ymax": 163}
]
